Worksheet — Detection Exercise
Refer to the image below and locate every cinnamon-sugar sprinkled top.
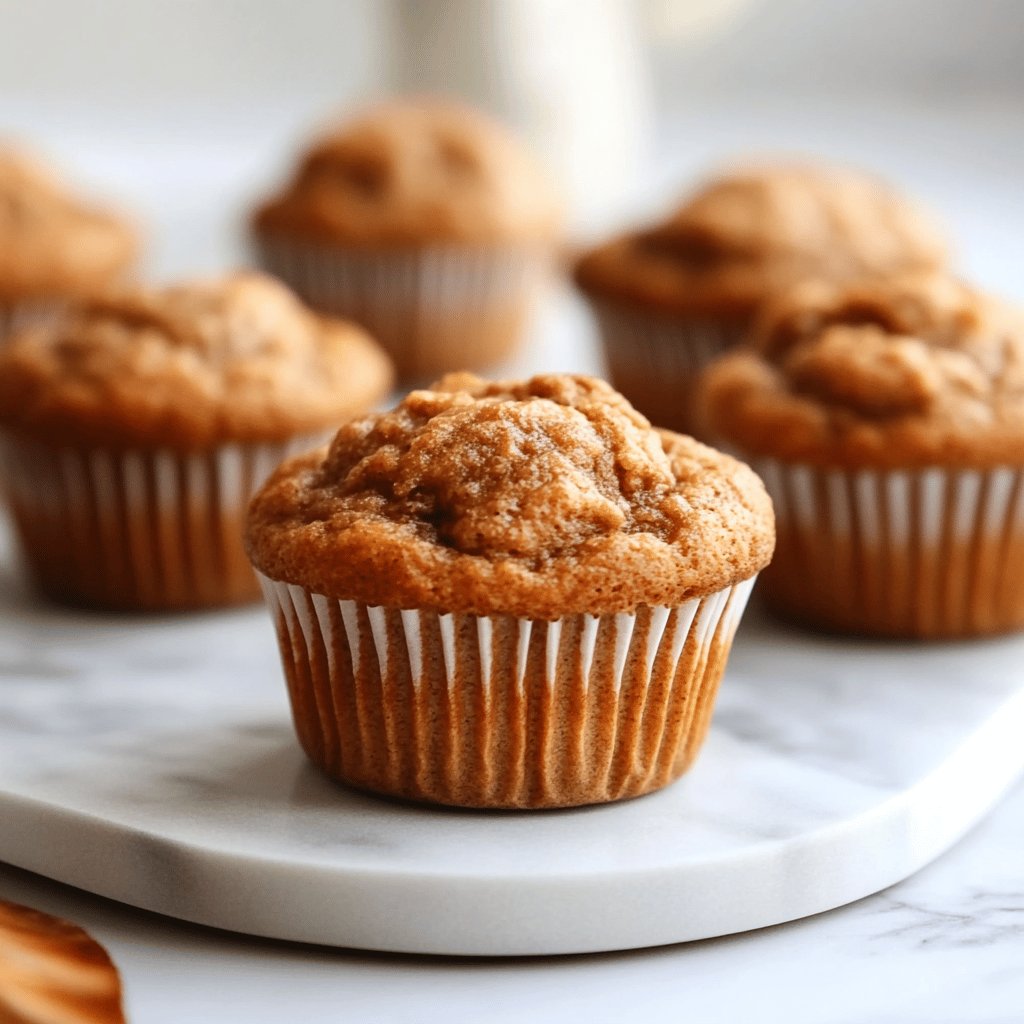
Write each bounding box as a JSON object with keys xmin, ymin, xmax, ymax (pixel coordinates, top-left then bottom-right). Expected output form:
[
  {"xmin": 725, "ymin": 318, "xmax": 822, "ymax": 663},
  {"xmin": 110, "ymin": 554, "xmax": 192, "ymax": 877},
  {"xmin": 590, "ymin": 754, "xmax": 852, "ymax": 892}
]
[
  {"xmin": 700, "ymin": 273, "xmax": 1024, "ymax": 468},
  {"xmin": 0, "ymin": 272, "xmax": 393, "ymax": 450},
  {"xmin": 0, "ymin": 147, "xmax": 137, "ymax": 301},
  {"xmin": 574, "ymin": 162, "xmax": 947, "ymax": 321},
  {"xmin": 252, "ymin": 98, "xmax": 562, "ymax": 246},
  {"xmin": 246, "ymin": 373, "xmax": 774, "ymax": 617},
  {"xmin": 0, "ymin": 900, "xmax": 125, "ymax": 1024}
]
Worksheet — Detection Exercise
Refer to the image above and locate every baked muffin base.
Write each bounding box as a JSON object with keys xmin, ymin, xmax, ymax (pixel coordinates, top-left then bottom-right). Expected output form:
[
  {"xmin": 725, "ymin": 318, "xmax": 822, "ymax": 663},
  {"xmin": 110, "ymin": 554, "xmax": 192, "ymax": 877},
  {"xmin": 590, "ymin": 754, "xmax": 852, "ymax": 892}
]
[
  {"xmin": 2, "ymin": 435, "xmax": 326, "ymax": 611},
  {"xmin": 258, "ymin": 575, "xmax": 756, "ymax": 809},
  {"xmin": 256, "ymin": 239, "xmax": 549, "ymax": 379},
  {"xmin": 591, "ymin": 300, "xmax": 746, "ymax": 436},
  {"xmin": 755, "ymin": 460, "xmax": 1024, "ymax": 638},
  {"xmin": 0, "ymin": 298, "xmax": 65, "ymax": 344}
]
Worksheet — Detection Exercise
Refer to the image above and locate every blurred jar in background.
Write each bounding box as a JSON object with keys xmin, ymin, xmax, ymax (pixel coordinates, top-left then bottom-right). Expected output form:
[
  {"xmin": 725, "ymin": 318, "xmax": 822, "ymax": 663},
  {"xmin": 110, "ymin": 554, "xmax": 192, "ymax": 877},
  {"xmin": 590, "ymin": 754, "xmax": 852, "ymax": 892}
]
[{"xmin": 389, "ymin": 0, "xmax": 756, "ymax": 234}]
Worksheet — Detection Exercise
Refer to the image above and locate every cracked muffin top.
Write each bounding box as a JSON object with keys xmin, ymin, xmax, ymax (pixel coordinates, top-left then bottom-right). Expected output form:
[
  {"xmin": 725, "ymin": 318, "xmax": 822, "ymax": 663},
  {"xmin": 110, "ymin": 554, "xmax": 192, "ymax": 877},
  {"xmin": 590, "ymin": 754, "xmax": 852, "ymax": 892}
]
[
  {"xmin": 0, "ymin": 147, "xmax": 137, "ymax": 302},
  {"xmin": 699, "ymin": 272, "xmax": 1024, "ymax": 468},
  {"xmin": 0, "ymin": 272, "xmax": 393, "ymax": 450},
  {"xmin": 0, "ymin": 900, "xmax": 126, "ymax": 1024},
  {"xmin": 574, "ymin": 162, "xmax": 947, "ymax": 322},
  {"xmin": 251, "ymin": 98, "xmax": 562, "ymax": 246},
  {"xmin": 246, "ymin": 373, "xmax": 774, "ymax": 618}
]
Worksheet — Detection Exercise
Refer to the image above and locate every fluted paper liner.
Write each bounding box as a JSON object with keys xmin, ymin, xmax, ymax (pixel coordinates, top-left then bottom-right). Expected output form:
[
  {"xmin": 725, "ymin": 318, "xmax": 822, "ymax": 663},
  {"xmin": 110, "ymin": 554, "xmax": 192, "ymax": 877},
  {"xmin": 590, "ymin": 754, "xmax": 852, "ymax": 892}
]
[
  {"xmin": 1, "ymin": 434, "xmax": 325, "ymax": 610},
  {"xmin": 256, "ymin": 239, "xmax": 550, "ymax": 379},
  {"xmin": 259, "ymin": 575, "xmax": 756, "ymax": 808},
  {"xmin": 591, "ymin": 300, "xmax": 745, "ymax": 436},
  {"xmin": 755, "ymin": 460, "xmax": 1024, "ymax": 637},
  {"xmin": 0, "ymin": 299, "xmax": 64, "ymax": 344}
]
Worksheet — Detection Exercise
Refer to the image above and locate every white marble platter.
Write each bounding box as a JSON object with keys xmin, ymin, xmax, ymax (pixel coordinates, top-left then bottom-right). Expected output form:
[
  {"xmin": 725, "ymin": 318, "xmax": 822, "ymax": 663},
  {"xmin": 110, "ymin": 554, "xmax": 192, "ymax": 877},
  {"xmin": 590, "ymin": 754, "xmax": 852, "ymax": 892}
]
[{"xmin": 1, "ymin": 539, "xmax": 1023, "ymax": 957}]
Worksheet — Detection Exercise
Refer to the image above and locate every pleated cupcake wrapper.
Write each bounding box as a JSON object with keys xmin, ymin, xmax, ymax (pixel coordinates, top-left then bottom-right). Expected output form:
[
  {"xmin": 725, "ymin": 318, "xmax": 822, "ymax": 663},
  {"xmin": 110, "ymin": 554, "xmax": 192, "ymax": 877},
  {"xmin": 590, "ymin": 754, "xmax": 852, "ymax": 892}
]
[
  {"xmin": 256, "ymin": 239, "xmax": 550, "ymax": 378},
  {"xmin": 0, "ymin": 299, "xmax": 65, "ymax": 343},
  {"xmin": 755, "ymin": 460, "xmax": 1024, "ymax": 637},
  {"xmin": 259, "ymin": 575, "xmax": 756, "ymax": 808},
  {"xmin": 591, "ymin": 301, "xmax": 745, "ymax": 435},
  {"xmin": 1, "ymin": 433, "xmax": 326, "ymax": 610}
]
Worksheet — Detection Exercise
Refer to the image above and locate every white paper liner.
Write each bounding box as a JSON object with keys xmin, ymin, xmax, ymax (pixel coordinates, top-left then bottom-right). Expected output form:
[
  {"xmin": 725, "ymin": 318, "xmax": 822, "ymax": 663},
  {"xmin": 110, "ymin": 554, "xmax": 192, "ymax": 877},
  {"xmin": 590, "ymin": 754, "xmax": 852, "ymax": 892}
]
[
  {"xmin": 258, "ymin": 575, "xmax": 756, "ymax": 808},
  {"xmin": 590, "ymin": 300, "xmax": 745, "ymax": 435},
  {"xmin": 256, "ymin": 238, "xmax": 551, "ymax": 378},
  {"xmin": 754, "ymin": 459, "xmax": 1024, "ymax": 636},
  {"xmin": 1, "ymin": 433, "xmax": 326, "ymax": 610}
]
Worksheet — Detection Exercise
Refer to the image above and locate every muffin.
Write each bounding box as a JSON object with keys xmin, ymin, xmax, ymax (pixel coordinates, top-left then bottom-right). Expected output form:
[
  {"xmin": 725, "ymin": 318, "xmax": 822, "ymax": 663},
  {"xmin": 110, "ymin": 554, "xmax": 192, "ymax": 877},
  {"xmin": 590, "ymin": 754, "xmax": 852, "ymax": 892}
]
[
  {"xmin": 0, "ymin": 271, "xmax": 393, "ymax": 611},
  {"xmin": 700, "ymin": 272, "xmax": 1024, "ymax": 639},
  {"xmin": 0, "ymin": 146, "xmax": 137, "ymax": 343},
  {"xmin": 246, "ymin": 373, "xmax": 774, "ymax": 809},
  {"xmin": 251, "ymin": 98, "xmax": 562, "ymax": 379},
  {"xmin": 0, "ymin": 900, "xmax": 126, "ymax": 1024},
  {"xmin": 575, "ymin": 161, "xmax": 947, "ymax": 435}
]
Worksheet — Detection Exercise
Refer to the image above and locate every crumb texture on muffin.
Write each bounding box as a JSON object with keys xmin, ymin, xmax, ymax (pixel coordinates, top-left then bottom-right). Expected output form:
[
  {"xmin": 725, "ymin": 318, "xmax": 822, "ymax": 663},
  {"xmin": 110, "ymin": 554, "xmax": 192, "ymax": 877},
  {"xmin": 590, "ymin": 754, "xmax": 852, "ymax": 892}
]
[
  {"xmin": 247, "ymin": 373, "xmax": 774, "ymax": 617},
  {"xmin": 575, "ymin": 162, "xmax": 947, "ymax": 318},
  {"xmin": 0, "ymin": 272, "xmax": 393, "ymax": 449},
  {"xmin": 701, "ymin": 273, "xmax": 1024, "ymax": 467},
  {"xmin": 0, "ymin": 147, "xmax": 137, "ymax": 301},
  {"xmin": 253, "ymin": 98, "xmax": 562, "ymax": 245},
  {"xmin": 0, "ymin": 900, "xmax": 126, "ymax": 1024}
]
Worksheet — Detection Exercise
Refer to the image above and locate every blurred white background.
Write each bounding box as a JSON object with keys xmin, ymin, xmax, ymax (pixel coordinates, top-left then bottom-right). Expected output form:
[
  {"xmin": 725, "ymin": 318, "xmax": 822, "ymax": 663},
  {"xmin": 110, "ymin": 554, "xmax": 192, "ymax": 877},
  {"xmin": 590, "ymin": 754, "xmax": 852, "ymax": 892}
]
[{"xmin": 1, "ymin": 0, "xmax": 1020, "ymax": 321}]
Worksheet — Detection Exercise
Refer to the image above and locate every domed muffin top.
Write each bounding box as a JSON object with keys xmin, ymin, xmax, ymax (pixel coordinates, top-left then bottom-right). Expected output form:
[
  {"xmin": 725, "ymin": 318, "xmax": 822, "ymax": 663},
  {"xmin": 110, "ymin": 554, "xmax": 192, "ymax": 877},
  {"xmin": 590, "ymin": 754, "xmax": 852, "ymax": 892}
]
[
  {"xmin": 252, "ymin": 98, "xmax": 563, "ymax": 246},
  {"xmin": 0, "ymin": 147, "xmax": 137, "ymax": 301},
  {"xmin": 700, "ymin": 273, "xmax": 1024, "ymax": 468},
  {"xmin": 0, "ymin": 272, "xmax": 393, "ymax": 450},
  {"xmin": 246, "ymin": 373, "xmax": 774, "ymax": 618},
  {"xmin": 574, "ymin": 162, "xmax": 947, "ymax": 321}
]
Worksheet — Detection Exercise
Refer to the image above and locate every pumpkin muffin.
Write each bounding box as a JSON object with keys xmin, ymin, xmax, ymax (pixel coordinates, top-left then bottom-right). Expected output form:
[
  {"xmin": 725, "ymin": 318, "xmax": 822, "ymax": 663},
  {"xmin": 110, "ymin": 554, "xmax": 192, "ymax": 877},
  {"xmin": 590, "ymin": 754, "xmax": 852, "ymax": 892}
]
[
  {"xmin": 251, "ymin": 97, "xmax": 562, "ymax": 379},
  {"xmin": 575, "ymin": 161, "xmax": 948, "ymax": 435},
  {"xmin": 0, "ymin": 900, "xmax": 126, "ymax": 1024},
  {"xmin": 0, "ymin": 146, "xmax": 137, "ymax": 342},
  {"xmin": 0, "ymin": 271, "xmax": 393, "ymax": 611},
  {"xmin": 700, "ymin": 271, "xmax": 1024, "ymax": 638},
  {"xmin": 246, "ymin": 372, "xmax": 774, "ymax": 809}
]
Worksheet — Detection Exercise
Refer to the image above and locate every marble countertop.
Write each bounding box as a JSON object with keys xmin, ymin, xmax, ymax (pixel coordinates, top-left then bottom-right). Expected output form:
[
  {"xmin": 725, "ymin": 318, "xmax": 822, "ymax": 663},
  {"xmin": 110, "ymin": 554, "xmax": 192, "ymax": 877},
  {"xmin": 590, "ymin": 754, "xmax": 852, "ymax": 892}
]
[
  {"xmin": 1, "ymin": 778, "xmax": 1022, "ymax": 1024},
  {"xmin": 1, "ymin": 95, "xmax": 1022, "ymax": 1021}
]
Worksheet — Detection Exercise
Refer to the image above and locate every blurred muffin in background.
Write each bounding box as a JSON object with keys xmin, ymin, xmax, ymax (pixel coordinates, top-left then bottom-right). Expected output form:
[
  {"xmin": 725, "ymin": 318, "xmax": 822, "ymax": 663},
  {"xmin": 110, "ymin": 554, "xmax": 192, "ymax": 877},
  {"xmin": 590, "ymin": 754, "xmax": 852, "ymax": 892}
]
[
  {"xmin": 574, "ymin": 161, "xmax": 948, "ymax": 435},
  {"xmin": 251, "ymin": 97, "xmax": 563, "ymax": 380},
  {"xmin": 0, "ymin": 272, "xmax": 393, "ymax": 611},
  {"xmin": 699, "ymin": 271, "xmax": 1024, "ymax": 639},
  {"xmin": 0, "ymin": 146, "xmax": 137, "ymax": 342}
]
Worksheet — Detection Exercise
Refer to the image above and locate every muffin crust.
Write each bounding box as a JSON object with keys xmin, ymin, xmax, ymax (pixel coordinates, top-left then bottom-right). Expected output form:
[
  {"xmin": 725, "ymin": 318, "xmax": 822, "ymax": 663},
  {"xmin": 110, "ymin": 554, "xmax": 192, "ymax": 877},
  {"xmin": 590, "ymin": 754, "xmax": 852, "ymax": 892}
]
[
  {"xmin": 0, "ymin": 147, "xmax": 137, "ymax": 302},
  {"xmin": 701, "ymin": 273, "xmax": 1024, "ymax": 468},
  {"xmin": 253, "ymin": 98, "xmax": 562, "ymax": 246},
  {"xmin": 247, "ymin": 373, "xmax": 774, "ymax": 618},
  {"xmin": 575, "ymin": 162, "xmax": 947, "ymax": 320},
  {"xmin": 0, "ymin": 272, "xmax": 394, "ymax": 449}
]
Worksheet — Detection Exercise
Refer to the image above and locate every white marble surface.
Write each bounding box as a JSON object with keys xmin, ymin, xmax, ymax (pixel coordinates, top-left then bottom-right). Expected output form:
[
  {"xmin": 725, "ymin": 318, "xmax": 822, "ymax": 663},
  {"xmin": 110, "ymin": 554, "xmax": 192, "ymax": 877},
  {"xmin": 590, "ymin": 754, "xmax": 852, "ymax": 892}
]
[
  {"xmin": 0, "ymin": 94, "xmax": 1023, "ymax": 1017},
  {"xmin": 2, "ymin": 522, "xmax": 1024, "ymax": 959}
]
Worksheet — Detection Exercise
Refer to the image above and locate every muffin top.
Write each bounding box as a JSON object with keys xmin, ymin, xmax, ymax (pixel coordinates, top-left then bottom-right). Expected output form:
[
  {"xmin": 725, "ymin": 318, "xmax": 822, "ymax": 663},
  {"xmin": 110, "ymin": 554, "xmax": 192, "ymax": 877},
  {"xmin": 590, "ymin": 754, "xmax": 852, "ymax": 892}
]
[
  {"xmin": 252, "ymin": 98, "xmax": 562, "ymax": 246},
  {"xmin": 0, "ymin": 147, "xmax": 137, "ymax": 302},
  {"xmin": 0, "ymin": 900, "xmax": 125, "ymax": 1024},
  {"xmin": 0, "ymin": 272, "xmax": 394, "ymax": 450},
  {"xmin": 574, "ymin": 162, "xmax": 947, "ymax": 322},
  {"xmin": 700, "ymin": 273, "xmax": 1024, "ymax": 468},
  {"xmin": 247, "ymin": 373, "xmax": 774, "ymax": 618}
]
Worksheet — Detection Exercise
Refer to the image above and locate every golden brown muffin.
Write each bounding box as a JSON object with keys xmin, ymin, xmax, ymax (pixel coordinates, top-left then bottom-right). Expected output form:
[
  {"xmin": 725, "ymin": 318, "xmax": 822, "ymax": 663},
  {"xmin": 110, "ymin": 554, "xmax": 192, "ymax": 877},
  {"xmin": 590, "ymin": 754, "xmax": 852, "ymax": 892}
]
[
  {"xmin": 700, "ymin": 272, "xmax": 1024, "ymax": 638},
  {"xmin": 0, "ymin": 147, "xmax": 137, "ymax": 339},
  {"xmin": 574, "ymin": 161, "xmax": 948, "ymax": 434},
  {"xmin": 248, "ymin": 373, "xmax": 774, "ymax": 808},
  {"xmin": 0, "ymin": 900, "xmax": 126, "ymax": 1024},
  {"xmin": 251, "ymin": 97, "xmax": 562, "ymax": 378},
  {"xmin": 0, "ymin": 272, "xmax": 394, "ymax": 610}
]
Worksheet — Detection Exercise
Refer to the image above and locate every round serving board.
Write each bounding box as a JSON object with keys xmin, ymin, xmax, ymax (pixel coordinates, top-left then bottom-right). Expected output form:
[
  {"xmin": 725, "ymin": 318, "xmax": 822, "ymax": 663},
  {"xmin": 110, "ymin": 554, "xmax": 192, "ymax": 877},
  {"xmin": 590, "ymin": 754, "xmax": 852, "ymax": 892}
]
[{"xmin": 1, "ymin": 543, "xmax": 1022, "ymax": 956}]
